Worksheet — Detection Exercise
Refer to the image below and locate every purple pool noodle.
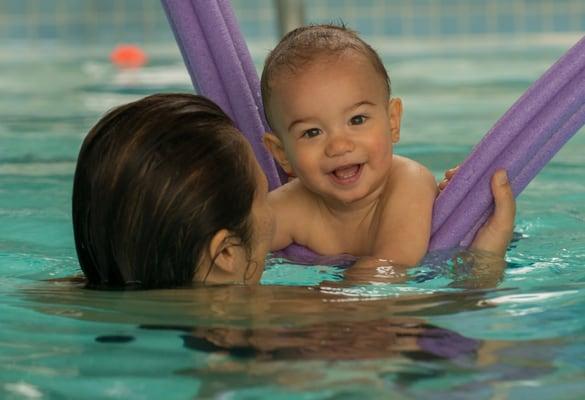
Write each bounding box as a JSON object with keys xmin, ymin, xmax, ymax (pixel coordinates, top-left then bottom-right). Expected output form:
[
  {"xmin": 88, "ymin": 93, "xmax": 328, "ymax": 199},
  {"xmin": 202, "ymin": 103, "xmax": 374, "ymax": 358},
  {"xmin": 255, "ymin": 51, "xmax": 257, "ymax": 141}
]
[
  {"xmin": 429, "ymin": 36, "xmax": 585, "ymax": 250},
  {"xmin": 459, "ymin": 102, "xmax": 585, "ymax": 246},
  {"xmin": 193, "ymin": 2, "xmax": 281, "ymax": 187},
  {"xmin": 161, "ymin": 0, "xmax": 282, "ymax": 190},
  {"xmin": 431, "ymin": 36, "xmax": 585, "ymax": 233},
  {"xmin": 216, "ymin": 0, "xmax": 289, "ymax": 185},
  {"xmin": 511, "ymin": 103, "xmax": 585, "ymax": 198},
  {"xmin": 216, "ymin": 0, "xmax": 269, "ymax": 129},
  {"xmin": 417, "ymin": 328, "xmax": 480, "ymax": 359},
  {"xmin": 161, "ymin": 1, "xmax": 233, "ymax": 117},
  {"xmin": 431, "ymin": 65, "xmax": 585, "ymax": 249}
]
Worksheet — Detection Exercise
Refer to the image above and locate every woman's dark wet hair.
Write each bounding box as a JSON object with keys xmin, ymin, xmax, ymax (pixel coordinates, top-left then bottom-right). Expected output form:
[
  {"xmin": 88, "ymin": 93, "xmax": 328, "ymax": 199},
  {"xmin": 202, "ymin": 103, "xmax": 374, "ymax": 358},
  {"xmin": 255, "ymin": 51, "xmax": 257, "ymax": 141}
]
[{"xmin": 72, "ymin": 93, "xmax": 256, "ymax": 289}]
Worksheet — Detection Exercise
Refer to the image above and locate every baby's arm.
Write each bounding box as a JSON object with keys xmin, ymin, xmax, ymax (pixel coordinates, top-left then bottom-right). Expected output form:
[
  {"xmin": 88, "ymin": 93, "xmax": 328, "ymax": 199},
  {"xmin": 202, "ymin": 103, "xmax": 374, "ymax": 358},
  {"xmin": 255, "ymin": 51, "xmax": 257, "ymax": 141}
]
[{"xmin": 371, "ymin": 157, "xmax": 437, "ymax": 265}]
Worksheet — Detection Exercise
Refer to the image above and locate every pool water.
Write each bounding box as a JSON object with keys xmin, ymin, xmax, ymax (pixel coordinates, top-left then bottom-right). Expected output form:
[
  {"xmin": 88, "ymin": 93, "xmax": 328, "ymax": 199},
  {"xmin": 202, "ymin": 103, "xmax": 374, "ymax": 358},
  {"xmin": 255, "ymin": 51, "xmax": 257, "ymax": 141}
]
[{"xmin": 1, "ymin": 37, "xmax": 584, "ymax": 399}]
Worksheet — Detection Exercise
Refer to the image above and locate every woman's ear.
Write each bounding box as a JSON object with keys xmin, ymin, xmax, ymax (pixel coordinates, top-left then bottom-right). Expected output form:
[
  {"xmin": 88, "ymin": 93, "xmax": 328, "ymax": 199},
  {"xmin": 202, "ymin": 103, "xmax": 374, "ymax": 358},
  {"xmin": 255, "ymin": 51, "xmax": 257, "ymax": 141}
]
[
  {"xmin": 263, "ymin": 132, "xmax": 293, "ymax": 176},
  {"xmin": 388, "ymin": 98, "xmax": 403, "ymax": 143},
  {"xmin": 204, "ymin": 229, "xmax": 246, "ymax": 283}
]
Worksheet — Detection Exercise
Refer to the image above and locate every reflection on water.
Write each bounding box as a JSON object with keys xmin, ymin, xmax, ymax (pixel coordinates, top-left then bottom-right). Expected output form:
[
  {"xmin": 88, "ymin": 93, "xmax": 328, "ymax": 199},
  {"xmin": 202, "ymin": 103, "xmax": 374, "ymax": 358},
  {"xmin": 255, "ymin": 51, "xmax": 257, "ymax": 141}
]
[
  {"xmin": 14, "ymin": 280, "xmax": 566, "ymax": 398},
  {"xmin": 147, "ymin": 319, "xmax": 480, "ymax": 361}
]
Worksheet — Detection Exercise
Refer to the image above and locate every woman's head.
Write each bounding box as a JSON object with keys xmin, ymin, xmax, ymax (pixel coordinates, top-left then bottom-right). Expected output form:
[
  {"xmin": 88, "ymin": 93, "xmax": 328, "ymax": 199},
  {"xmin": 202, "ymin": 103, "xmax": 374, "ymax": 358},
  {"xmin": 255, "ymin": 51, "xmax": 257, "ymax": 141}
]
[{"xmin": 73, "ymin": 93, "xmax": 272, "ymax": 289}]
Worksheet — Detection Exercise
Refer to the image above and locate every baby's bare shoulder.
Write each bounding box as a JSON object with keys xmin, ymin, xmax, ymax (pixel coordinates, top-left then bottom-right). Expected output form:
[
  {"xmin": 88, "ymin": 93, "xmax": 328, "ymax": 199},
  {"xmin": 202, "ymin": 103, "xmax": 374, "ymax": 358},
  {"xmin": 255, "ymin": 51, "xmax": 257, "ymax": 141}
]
[
  {"xmin": 389, "ymin": 156, "xmax": 436, "ymax": 189},
  {"xmin": 269, "ymin": 179, "xmax": 309, "ymax": 204},
  {"xmin": 268, "ymin": 179, "xmax": 320, "ymax": 220},
  {"xmin": 268, "ymin": 180, "xmax": 321, "ymax": 248}
]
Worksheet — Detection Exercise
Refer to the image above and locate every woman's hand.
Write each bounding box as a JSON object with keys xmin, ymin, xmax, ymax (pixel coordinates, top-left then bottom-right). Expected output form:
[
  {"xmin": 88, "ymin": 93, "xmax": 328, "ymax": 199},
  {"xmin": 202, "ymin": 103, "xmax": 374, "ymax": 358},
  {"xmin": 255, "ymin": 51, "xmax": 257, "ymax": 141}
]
[
  {"xmin": 439, "ymin": 166, "xmax": 515, "ymax": 256},
  {"xmin": 469, "ymin": 170, "xmax": 515, "ymax": 257}
]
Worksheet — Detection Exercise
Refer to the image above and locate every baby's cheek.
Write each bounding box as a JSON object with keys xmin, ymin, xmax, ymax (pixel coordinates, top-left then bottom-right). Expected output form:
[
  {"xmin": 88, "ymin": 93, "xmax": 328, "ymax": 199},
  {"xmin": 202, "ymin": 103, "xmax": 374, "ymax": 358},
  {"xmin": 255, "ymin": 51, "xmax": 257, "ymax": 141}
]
[{"xmin": 373, "ymin": 136, "xmax": 393, "ymax": 159}]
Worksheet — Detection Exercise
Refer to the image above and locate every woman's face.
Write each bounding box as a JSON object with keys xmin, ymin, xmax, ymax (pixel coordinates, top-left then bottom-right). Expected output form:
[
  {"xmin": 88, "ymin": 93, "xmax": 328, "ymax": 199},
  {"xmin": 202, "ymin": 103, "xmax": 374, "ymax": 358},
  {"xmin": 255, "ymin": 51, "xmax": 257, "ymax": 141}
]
[
  {"xmin": 194, "ymin": 140, "xmax": 275, "ymax": 286},
  {"xmin": 243, "ymin": 149, "xmax": 276, "ymax": 283}
]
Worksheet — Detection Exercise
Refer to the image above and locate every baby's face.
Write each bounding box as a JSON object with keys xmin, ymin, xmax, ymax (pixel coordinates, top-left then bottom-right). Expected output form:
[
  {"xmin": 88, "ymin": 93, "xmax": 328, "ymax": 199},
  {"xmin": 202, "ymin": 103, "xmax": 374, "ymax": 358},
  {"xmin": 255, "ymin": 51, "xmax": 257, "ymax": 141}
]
[{"xmin": 268, "ymin": 53, "xmax": 400, "ymax": 205}]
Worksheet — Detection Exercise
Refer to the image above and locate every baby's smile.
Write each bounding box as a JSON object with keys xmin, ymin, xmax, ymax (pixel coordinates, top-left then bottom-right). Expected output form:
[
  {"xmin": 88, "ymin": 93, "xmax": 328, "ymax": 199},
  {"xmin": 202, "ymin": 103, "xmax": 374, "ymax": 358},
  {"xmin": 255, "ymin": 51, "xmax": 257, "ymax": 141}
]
[{"xmin": 328, "ymin": 163, "xmax": 363, "ymax": 185}]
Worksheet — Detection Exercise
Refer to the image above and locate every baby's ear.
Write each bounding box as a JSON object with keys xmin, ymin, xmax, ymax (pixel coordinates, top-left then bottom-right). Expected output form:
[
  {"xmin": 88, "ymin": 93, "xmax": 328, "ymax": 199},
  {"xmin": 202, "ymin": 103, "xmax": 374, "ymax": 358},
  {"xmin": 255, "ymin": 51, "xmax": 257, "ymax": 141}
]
[
  {"xmin": 263, "ymin": 132, "xmax": 293, "ymax": 175},
  {"xmin": 388, "ymin": 98, "xmax": 403, "ymax": 143}
]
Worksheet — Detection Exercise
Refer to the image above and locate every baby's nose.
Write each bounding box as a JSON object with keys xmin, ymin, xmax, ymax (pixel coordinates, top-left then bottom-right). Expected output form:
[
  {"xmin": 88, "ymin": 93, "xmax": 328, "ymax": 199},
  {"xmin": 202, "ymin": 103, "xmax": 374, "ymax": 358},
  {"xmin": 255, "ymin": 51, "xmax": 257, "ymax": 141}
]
[{"xmin": 325, "ymin": 133, "xmax": 354, "ymax": 157}]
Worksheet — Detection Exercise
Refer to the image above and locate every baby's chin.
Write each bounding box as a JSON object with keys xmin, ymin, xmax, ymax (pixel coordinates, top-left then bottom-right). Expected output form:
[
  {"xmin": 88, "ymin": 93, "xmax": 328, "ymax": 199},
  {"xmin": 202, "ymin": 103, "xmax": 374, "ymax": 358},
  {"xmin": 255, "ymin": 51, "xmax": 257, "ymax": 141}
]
[{"xmin": 331, "ymin": 177, "xmax": 391, "ymax": 206}]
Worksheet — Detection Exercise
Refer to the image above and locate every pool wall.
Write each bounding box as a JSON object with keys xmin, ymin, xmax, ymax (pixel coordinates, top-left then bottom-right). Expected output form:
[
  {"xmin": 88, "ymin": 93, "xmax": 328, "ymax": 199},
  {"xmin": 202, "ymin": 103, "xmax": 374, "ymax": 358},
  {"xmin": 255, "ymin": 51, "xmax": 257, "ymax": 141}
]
[{"xmin": 1, "ymin": 0, "xmax": 584, "ymax": 47}]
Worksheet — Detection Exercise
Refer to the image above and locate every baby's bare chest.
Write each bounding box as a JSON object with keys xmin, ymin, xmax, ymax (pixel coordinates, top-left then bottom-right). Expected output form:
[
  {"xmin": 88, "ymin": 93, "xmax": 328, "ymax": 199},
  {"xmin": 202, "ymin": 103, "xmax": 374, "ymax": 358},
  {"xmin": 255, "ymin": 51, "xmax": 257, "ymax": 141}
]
[{"xmin": 297, "ymin": 215, "xmax": 376, "ymax": 257}]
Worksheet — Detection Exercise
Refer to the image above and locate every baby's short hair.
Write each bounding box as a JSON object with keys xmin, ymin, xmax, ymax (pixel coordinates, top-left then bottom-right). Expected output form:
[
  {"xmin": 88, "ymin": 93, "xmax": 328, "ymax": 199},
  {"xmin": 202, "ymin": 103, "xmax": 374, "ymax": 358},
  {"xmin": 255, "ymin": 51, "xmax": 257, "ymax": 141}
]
[{"xmin": 261, "ymin": 24, "xmax": 391, "ymax": 128}]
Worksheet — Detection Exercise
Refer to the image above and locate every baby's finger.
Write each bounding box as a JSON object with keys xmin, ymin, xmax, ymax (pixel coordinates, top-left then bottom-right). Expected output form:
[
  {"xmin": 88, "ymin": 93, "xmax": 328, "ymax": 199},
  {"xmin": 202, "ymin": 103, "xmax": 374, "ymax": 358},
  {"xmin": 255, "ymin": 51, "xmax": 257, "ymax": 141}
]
[
  {"xmin": 444, "ymin": 165, "xmax": 460, "ymax": 179},
  {"xmin": 438, "ymin": 178, "xmax": 449, "ymax": 191}
]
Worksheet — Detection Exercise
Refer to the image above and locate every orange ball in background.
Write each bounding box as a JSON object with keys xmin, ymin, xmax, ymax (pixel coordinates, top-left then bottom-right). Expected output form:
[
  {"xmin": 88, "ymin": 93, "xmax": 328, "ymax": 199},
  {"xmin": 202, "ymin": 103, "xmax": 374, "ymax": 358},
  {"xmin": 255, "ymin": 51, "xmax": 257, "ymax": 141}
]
[{"xmin": 110, "ymin": 44, "xmax": 148, "ymax": 68}]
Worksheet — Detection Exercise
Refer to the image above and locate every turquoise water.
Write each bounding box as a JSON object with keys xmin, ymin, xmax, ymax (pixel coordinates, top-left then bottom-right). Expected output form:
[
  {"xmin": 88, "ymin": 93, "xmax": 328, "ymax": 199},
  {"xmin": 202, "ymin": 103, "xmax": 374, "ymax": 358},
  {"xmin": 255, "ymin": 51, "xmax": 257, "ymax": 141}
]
[{"xmin": 1, "ymin": 37, "xmax": 584, "ymax": 399}]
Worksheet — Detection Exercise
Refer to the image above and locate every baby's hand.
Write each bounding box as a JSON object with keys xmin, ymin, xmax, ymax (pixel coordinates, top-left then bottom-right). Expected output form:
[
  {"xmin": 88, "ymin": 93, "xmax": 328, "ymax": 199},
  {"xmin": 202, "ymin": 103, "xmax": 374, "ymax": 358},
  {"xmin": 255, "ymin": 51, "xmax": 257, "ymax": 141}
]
[{"xmin": 438, "ymin": 165, "xmax": 460, "ymax": 192}]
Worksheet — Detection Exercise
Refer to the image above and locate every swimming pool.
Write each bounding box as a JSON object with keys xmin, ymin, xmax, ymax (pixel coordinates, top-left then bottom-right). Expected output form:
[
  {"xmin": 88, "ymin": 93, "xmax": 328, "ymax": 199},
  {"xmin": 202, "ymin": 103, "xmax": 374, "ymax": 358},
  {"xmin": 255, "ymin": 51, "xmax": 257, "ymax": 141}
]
[{"xmin": 1, "ymin": 36, "xmax": 584, "ymax": 399}]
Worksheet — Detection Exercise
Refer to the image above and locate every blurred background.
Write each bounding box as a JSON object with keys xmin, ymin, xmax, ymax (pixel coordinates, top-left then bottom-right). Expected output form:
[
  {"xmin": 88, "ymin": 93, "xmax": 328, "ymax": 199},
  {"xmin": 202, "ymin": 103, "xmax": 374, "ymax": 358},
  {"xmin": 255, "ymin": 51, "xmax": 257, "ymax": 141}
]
[
  {"xmin": 1, "ymin": 0, "xmax": 585, "ymax": 59},
  {"xmin": 1, "ymin": 0, "xmax": 583, "ymax": 173}
]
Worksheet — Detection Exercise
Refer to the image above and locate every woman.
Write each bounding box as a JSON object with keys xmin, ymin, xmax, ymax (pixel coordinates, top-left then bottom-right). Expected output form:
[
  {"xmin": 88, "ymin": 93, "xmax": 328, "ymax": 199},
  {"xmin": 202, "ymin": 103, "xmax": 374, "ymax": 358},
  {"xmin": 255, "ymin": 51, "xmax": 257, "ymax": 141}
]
[{"xmin": 72, "ymin": 93, "xmax": 515, "ymax": 289}]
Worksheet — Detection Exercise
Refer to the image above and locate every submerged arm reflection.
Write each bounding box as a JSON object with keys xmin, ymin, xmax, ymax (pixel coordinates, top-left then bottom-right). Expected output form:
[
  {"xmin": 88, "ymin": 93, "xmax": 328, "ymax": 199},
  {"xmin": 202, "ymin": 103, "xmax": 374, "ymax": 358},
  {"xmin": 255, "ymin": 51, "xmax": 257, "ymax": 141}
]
[{"xmin": 143, "ymin": 316, "xmax": 480, "ymax": 362}]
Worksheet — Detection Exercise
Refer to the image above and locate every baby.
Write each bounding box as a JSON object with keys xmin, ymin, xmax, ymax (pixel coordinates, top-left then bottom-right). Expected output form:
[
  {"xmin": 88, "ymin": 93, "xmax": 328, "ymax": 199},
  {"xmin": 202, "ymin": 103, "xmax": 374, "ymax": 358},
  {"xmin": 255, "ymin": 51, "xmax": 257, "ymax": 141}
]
[{"xmin": 261, "ymin": 24, "xmax": 436, "ymax": 265}]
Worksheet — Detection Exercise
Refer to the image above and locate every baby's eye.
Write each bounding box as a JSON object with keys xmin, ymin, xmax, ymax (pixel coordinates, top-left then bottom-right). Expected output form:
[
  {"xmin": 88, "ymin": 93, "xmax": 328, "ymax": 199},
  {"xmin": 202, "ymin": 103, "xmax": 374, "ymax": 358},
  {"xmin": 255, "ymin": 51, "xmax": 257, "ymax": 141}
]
[
  {"xmin": 302, "ymin": 128, "xmax": 321, "ymax": 138},
  {"xmin": 350, "ymin": 115, "xmax": 368, "ymax": 125}
]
